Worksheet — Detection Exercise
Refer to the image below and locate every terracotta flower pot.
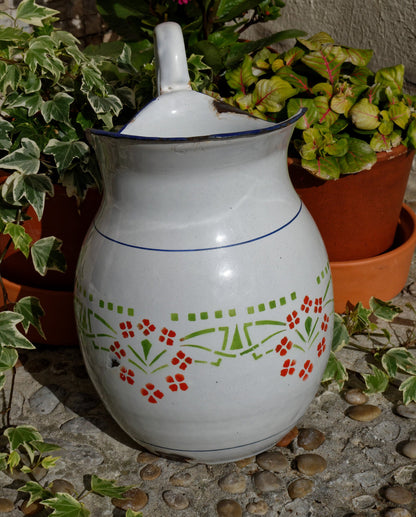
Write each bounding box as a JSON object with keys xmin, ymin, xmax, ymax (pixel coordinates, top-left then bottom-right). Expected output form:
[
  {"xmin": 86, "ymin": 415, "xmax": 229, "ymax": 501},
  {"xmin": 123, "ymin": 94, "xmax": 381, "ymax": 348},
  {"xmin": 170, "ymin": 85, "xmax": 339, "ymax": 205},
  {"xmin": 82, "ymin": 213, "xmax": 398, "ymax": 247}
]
[
  {"xmin": 289, "ymin": 145, "xmax": 415, "ymax": 261},
  {"xmin": 330, "ymin": 204, "xmax": 416, "ymax": 313}
]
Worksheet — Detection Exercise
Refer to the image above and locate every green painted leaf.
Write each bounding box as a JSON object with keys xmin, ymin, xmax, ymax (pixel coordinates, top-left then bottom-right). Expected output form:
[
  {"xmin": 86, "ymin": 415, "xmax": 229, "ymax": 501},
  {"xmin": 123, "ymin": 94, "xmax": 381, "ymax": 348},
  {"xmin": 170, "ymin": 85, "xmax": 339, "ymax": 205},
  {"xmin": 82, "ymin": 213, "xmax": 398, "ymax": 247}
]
[
  {"xmin": 0, "ymin": 346, "xmax": 19, "ymax": 372},
  {"xmin": 337, "ymin": 138, "xmax": 377, "ymax": 174},
  {"xmin": 399, "ymin": 375, "xmax": 416, "ymax": 405},
  {"xmin": 18, "ymin": 481, "xmax": 52, "ymax": 506},
  {"xmin": 321, "ymin": 351, "xmax": 348, "ymax": 387},
  {"xmin": 3, "ymin": 222, "xmax": 32, "ymax": 258},
  {"xmin": 16, "ymin": 0, "xmax": 59, "ymax": 26},
  {"xmin": 0, "ymin": 312, "xmax": 34, "ymax": 349},
  {"xmin": 0, "ymin": 138, "xmax": 40, "ymax": 175},
  {"xmin": 90, "ymin": 475, "xmax": 133, "ymax": 498},
  {"xmin": 369, "ymin": 297, "xmax": 402, "ymax": 321},
  {"xmin": 363, "ymin": 364, "xmax": 390, "ymax": 394},
  {"xmin": 5, "ymin": 426, "xmax": 42, "ymax": 450},
  {"xmin": 31, "ymin": 236, "xmax": 66, "ymax": 276},
  {"xmin": 41, "ymin": 92, "xmax": 73, "ymax": 124},
  {"xmin": 42, "ymin": 493, "xmax": 90, "ymax": 517},
  {"xmin": 44, "ymin": 139, "xmax": 89, "ymax": 172},
  {"xmin": 14, "ymin": 296, "xmax": 45, "ymax": 338},
  {"xmin": 225, "ymin": 55, "xmax": 257, "ymax": 93},
  {"xmin": 350, "ymin": 98, "xmax": 380, "ymax": 130},
  {"xmin": 305, "ymin": 316, "xmax": 312, "ymax": 335}
]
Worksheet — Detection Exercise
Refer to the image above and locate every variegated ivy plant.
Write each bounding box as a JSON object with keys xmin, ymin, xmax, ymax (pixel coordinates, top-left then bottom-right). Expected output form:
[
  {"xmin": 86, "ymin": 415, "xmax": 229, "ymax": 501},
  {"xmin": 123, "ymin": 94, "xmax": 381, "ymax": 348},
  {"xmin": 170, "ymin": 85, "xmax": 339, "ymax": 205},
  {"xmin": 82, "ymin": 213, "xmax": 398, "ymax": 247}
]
[{"xmin": 214, "ymin": 32, "xmax": 416, "ymax": 179}]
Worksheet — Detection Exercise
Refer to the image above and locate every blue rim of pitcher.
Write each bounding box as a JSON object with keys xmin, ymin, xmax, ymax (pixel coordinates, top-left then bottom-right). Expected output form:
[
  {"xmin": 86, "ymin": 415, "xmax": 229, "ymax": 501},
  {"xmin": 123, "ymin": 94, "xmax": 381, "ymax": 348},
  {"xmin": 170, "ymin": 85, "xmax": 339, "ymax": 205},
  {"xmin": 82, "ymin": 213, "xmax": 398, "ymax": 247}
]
[{"xmin": 88, "ymin": 107, "xmax": 307, "ymax": 143}]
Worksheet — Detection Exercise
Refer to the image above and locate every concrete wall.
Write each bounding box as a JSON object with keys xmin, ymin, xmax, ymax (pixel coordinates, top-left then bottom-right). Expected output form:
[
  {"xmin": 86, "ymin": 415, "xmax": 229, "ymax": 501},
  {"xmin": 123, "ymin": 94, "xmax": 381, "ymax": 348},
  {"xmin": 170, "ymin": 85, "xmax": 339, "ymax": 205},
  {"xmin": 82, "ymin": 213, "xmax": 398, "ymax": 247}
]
[{"xmin": 244, "ymin": 0, "xmax": 416, "ymax": 92}]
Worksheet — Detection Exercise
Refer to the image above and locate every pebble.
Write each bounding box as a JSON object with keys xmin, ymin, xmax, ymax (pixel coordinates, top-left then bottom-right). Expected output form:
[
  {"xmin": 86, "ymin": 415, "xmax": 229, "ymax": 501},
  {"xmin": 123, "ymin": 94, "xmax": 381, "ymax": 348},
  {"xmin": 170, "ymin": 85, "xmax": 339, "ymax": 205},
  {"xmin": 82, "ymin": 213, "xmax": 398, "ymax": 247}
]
[
  {"xmin": 0, "ymin": 498, "xmax": 14, "ymax": 512},
  {"xmin": 162, "ymin": 490, "xmax": 189, "ymax": 510},
  {"xmin": 28, "ymin": 385, "xmax": 65, "ymax": 415},
  {"xmin": 385, "ymin": 509, "xmax": 412, "ymax": 517},
  {"xmin": 396, "ymin": 402, "xmax": 416, "ymax": 419},
  {"xmin": 297, "ymin": 428, "xmax": 325, "ymax": 450},
  {"xmin": 111, "ymin": 488, "xmax": 148, "ymax": 510},
  {"xmin": 287, "ymin": 478, "xmax": 314, "ymax": 499},
  {"xmin": 235, "ymin": 456, "xmax": 254, "ymax": 468},
  {"xmin": 276, "ymin": 426, "xmax": 298, "ymax": 447},
  {"xmin": 384, "ymin": 485, "xmax": 413, "ymax": 505},
  {"xmin": 140, "ymin": 463, "xmax": 162, "ymax": 481},
  {"xmin": 137, "ymin": 451, "xmax": 159, "ymax": 464},
  {"xmin": 217, "ymin": 499, "xmax": 243, "ymax": 517},
  {"xmin": 49, "ymin": 479, "xmax": 75, "ymax": 495},
  {"xmin": 256, "ymin": 451, "xmax": 289, "ymax": 472},
  {"xmin": 170, "ymin": 470, "xmax": 194, "ymax": 487},
  {"xmin": 401, "ymin": 440, "xmax": 416, "ymax": 459},
  {"xmin": 246, "ymin": 500, "xmax": 269, "ymax": 515},
  {"xmin": 344, "ymin": 388, "xmax": 368, "ymax": 405},
  {"xmin": 218, "ymin": 472, "xmax": 247, "ymax": 494},
  {"xmin": 252, "ymin": 471, "xmax": 280, "ymax": 492},
  {"xmin": 20, "ymin": 500, "xmax": 43, "ymax": 515},
  {"xmin": 296, "ymin": 453, "xmax": 327, "ymax": 475},
  {"xmin": 346, "ymin": 404, "xmax": 381, "ymax": 422}
]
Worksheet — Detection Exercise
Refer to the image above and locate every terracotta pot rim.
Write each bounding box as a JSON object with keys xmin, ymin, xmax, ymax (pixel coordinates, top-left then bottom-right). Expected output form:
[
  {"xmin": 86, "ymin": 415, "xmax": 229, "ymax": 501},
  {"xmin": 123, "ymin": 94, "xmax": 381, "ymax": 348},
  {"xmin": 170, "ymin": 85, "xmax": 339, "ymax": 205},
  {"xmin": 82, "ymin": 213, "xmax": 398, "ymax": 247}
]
[
  {"xmin": 288, "ymin": 143, "xmax": 414, "ymax": 169},
  {"xmin": 330, "ymin": 203, "xmax": 416, "ymax": 268},
  {"xmin": 2, "ymin": 276, "xmax": 74, "ymax": 297}
]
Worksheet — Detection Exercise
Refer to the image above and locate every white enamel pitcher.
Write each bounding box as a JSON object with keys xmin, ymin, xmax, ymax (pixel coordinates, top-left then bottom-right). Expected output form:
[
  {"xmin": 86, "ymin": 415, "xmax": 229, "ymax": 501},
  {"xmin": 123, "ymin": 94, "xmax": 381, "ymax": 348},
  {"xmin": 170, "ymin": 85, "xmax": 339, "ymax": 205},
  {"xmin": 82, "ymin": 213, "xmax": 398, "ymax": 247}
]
[{"xmin": 75, "ymin": 22, "xmax": 333, "ymax": 463}]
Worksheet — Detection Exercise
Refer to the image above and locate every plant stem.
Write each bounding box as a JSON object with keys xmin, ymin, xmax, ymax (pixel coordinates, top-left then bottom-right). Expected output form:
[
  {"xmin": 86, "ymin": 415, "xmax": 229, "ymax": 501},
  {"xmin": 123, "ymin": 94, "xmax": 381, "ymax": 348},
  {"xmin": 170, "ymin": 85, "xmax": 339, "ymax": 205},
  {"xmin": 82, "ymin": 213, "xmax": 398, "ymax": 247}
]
[{"xmin": 5, "ymin": 366, "xmax": 16, "ymax": 428}]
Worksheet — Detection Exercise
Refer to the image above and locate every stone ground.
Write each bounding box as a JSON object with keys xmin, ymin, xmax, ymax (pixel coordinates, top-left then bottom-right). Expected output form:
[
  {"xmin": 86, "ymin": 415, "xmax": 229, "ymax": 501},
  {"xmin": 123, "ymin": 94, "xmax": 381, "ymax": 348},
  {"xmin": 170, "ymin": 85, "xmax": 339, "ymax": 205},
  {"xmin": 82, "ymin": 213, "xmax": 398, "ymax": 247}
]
[{"xmin": 1, "ymin": 161, "xmax": 416, "ymax": 516}]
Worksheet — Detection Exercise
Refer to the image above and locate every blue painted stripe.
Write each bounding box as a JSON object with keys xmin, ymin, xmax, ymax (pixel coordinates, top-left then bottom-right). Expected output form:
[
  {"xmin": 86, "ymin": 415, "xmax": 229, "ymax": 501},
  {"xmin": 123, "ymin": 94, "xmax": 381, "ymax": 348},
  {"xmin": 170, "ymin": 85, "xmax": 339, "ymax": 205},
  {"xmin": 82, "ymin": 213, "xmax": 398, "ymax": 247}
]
[
  {"xmin": 94, "ymin": 202, "xmax": 302, "ymax": 253},
  {"xmin": 138, "ymin": 424, "xmax": 293, "ymax": 454}
]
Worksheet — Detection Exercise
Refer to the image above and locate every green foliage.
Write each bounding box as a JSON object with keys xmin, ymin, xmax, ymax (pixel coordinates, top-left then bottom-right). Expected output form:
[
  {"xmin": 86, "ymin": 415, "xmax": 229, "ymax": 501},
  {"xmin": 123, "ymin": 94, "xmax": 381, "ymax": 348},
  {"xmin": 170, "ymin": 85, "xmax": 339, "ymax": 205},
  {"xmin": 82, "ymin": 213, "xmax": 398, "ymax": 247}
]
[
  {"xmin": 214, "ymin": 32, "xmax": 416, "ymax": 180},
  {"xmin": 323, "ymin": 298, "xmax": 416, "ymax": 404},
  {"xmin": 95, "ymin": 0, "xmax": 304, "ymax": 76}
]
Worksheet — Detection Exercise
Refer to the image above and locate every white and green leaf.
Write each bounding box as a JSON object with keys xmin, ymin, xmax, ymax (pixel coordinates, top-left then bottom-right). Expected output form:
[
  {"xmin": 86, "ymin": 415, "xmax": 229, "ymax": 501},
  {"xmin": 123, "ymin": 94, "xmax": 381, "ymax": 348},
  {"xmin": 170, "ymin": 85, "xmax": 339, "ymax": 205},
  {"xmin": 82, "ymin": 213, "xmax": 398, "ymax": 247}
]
[
  {"xmin": 0, "ymin": 312, "xmax": 34, "ymax": 349},
  {"xmin": 31, "ymin": 236, "xmax": 66, "ymax": 276},
  {"xmin": 14, "ymin": 296, "xmax": 45, "ymax": 338}
]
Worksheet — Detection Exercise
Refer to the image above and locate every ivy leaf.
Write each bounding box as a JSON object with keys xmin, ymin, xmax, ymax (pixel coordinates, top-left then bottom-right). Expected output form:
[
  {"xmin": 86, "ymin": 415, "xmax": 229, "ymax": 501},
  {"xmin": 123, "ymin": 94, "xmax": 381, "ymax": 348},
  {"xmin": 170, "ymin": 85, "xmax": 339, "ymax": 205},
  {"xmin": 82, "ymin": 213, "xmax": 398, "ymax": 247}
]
[
  {"xmin": 14, "ymin": 296, "xmax": 45, "ymax": 338},
  {"xmin": 21, "ymin": 71, "xmax": 42, "ymax": 93},
  {"xmin": 8, "ymin": 450, "xmax": 21, "ymax": 471},
  {"xmin": 399, "ymin": 375, "xmax": 416, "ymax": 405},
  {"xmin": 5, "ymin": 426, "xmax": 43, "ymax": 450},
  {"xmin": 7, "ymin": 92, "xmax": 43, "ymax": 117},
  {"xmin": 369, "ymin": 297, "xmax": 402, "ymax": 321},
  {"xmin": 16, "ymin": 0, "xmax": 59, "ymax": 26},
  {"xmin": 363, "ymin": 365, "xmax": 390, "ymax": 394},
  {"xmin": 0, "ymin": 138, "xmax": 40, "ymax": 175},
  {"xmin": 0, "ymin": 346, "xmax": 19, "ymax": 372},
  {"xmin": 0, "ymin": 64, "xmax": 21, "ymax": 94},
  {"xmin": 12, "ymin": 173, "xmax": 54, "ymax": 220},
  {"xmin": 0, "ymin": 27, "xmax": 27, "ymax": 42},
  {"xmin": 331, "ymin": 314, "xmax": 349, "ymax": 352},
  {"xmin": 81, "ymin": 64, "xmax": 108, "ymax": 95},
  {"xmin": 126, "ymin": 511, "xmax": 143, "ymax": 517},
  {"xmin": 3, "ymin": 222, "xmax": 32, "ymax": 258},
  {"xmin": 382, "ymin": 347, "xmax": 416, "ymax": 378},
  {"xmin": 31, "ymin": 236, "xmax": 66, "ymax": 276},
  {"xmin": 41, "ymin": 92, "xmax": 73, "ymax": 124},
  {"xmin": 30, "ymin": 440, "xmax": 60, "ymax": 454},
  {"xmin": 0, "ymin": 312, "xmax": 34, "ymax": 349},
  {"xmin": 41, "ymin": 455, "xmax": 60, "ymax": 469},
  {"xmin": 25, "ymin": 38, "xmax": 65, "ymax": 78},
  {"xmin": 87, "ymin": 93, "xmax": 123, "ymax": 116},
  {"xmin": 0, "ymin": 374, "xmax": 6, "ymax": 391},
  {"xmin": 44, "ymin": 139, "xmax": 89, "ymax": 172},
  {"xmin": 321, "ymin": 351, "xmax": 348, "ymax": 387},
  {"xmin": 90, "ymin": 475, "xmax": 133, "ymax": 498},
  {"xmin": 19, "ymin": 481, "xmax": 53, "ymax": 506},
  {"xmin": 0, "ymin": 452, "xmax": 8, "ymax": 470},
  {"xmin": 42, "ymin": 493, "xmax": 90, "ymax": 517}
]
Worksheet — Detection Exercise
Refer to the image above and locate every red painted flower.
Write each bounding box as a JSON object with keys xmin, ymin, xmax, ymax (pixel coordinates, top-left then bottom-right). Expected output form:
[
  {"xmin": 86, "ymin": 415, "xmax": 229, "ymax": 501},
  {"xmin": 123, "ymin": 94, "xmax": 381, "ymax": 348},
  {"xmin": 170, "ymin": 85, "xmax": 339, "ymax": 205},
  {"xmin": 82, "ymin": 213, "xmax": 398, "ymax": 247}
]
[
  {"xmin": 286, "ymin": 311, "xmax": 300, "ymax": 329},
  {"xmin": 110, "ymin": 341, "xmax": 126, "ymax": 360},
  {"xmin": 171, "ymin": 350, "xmax": 192, "ymax": 370},
  {"xmin": 275, "ymin": 337, "xmax": 293, "ymax": 356},
  {"xmin": 299, "ymin": 360, "xmax": 313, "ymax": 381},
  {"xmin": 138, "ymin": 319, "xmax": 156, "ymax": 336},
  {"xmin": 120, "ymin": 366, "xmax": 135, "ymax": 385},
  {"xmin": 281, "ymin": 359, "xmax": 296, "ymax": 377},
  {"xmin": 314, "ymin": 298, "xmax": 323, "ymax": 314},
  {"xmin": 159, "ymin": 327, "xmax": 176, "ymax": 346},
  {"xmin": 321, "ymin": 314, "xmax": 330, "ymax": 332},
  {"xmin": 301, "ymin": 296, "xmax": 312, "ymax": 313},
  {"xmin": 317, "ymin": 338, "xmax": 326, "ymax": 358},
  {"xmin": 166, "ymin": 373, "xmax": 188, "ymax": 392},
  {"xmin": 119, "ymin": 321, "xmax": 135, "ymax": 338},
  {"xmin": 140, "ymin": 383, "xmax": 164, "ymax": 404}
]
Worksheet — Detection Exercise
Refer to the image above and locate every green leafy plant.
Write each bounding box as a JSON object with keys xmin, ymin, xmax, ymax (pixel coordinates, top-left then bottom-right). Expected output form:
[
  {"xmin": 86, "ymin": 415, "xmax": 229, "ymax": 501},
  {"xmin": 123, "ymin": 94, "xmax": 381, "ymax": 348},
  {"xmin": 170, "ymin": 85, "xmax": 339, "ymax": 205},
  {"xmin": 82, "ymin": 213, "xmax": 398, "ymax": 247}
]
[
  {"xmin": 95, "ymin": 0, "xmax": 305, "ymax": 79},
  {"xmin": 322, "ymin": 297, "xmax": 416, "ymax": 404},
  {"xmin": 214, "ymin": 32, "xmax": 416, "ymax": 179}
]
